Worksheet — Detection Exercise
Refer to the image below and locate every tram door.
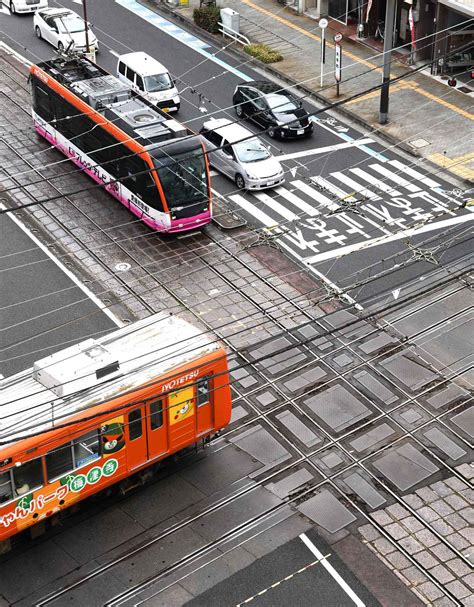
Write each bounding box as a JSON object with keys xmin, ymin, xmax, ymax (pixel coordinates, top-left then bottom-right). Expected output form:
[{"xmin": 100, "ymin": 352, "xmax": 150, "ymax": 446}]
[
  {"xmin": 146, "ymin": 397, "xmax": 168, "ymax": 459},
  {"xmin": 196, "ymin": 376, "xmax": 213, "ymax": 437},
  {"xmin": 126, "ymin": 405, "xmax": 148, "ymax": 470}
]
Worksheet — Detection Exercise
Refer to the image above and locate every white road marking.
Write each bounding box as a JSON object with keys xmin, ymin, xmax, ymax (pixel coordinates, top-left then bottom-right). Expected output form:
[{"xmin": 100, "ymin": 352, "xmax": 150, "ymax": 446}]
[
  {"xmin": 304, "ymin": 213, "xmax": 473, "ymax": 265},
  {"xmin": 350, "ymin": 167, "xmax": 402, "ymax": 196},
  {"xmin": 229, "ymin": 194, "xmax": 280, "ymax": 228},
  {"xmin": 109, "ymin": 49, "xmax": 120, "ymax": 58},
  {"xmin": 291, "ymin": 180, "xmax": 338, "ymax": 211},
  {"xmin": 0, "ymin": 203, "xmax": 123, "ymax": 328},
  {"xmin": 300, "ymin": 533, "xmax": 366, "ymax": 607},
  {"xmin": 253, "ymin": 191, "xmax": 299, "ymax": 221},
  {"xmin": 277, "ymin": 138, "xmax": 374, "ymax": 162},
  {"xmin": 330, "ymin": 171, "xmax": 381, "ymax": 201},
  {"xmin": 273, "ymin": 186, "xmax": 319, "ymax": 216},
  {"xmin": 388, "ymin": 160, "xmax": 440, "ymax": 188},
  {"xmin": 369, "ymin": 163, "xmax": 421, "ymax": 193}
]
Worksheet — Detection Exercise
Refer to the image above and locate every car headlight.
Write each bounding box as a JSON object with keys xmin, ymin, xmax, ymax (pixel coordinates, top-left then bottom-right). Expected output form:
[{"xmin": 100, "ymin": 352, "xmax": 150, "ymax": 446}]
[
  {"xmin": 173, "ymin": 96, "xmax": 180, "ymax": 103},
  {"xmin": 282, "ymin": 125, "xmax": 290, "ymax": 130}
]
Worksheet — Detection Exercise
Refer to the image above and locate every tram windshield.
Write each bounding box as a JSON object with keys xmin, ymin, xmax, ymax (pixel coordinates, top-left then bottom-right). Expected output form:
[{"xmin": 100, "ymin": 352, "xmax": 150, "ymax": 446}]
[{"xmin": 153, "ymin": 148, "xmax": 208, "ymax": 209}]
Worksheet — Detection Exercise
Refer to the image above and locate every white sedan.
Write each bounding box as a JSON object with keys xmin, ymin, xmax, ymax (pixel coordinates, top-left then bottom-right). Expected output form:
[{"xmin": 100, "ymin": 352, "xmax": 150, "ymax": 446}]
[
  {"xmin": 5, "ymin": 0, "xmax": 48, "ymax": 14},
  {"xmin": 33, "ymin": 8, "xmax": 98, "ymax": 54}
]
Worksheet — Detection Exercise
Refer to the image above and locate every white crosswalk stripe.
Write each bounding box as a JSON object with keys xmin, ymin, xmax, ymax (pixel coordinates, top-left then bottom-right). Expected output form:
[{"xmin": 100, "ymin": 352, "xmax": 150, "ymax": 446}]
[
  {"xmin": 229, "ymin": 194, "xmax": 280, "ymax": 228},
  {"xmin": 369, "ymin": 163, "xmax": 421, "ymax": 192},
  {"xmin": 291, "ymin": 180, "xmax": 338, "ymax": 211},
  {"xmin": 275, "ymin": 186, "xmax": 320, "ymax": 216},
  {"xmin": 350, "ymin": 167, "xmax": 402, "ymax": 196},
  {"xmin": 253, "ymin": 191, "xmax": 299, "ymax": 221},
  {"xmin": 388, "ymin": 160, "xmax": 440, "ymax": 188},
  {"xmin": 330, "ymin": 171, "xmax": 382, "ymax": 201}
]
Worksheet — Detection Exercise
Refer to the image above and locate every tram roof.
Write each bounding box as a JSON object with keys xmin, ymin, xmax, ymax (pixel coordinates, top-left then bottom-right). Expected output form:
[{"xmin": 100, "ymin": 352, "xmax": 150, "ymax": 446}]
[{"xmin": 0, "ymin": 313, "xmax": 219, "ymax": 450}]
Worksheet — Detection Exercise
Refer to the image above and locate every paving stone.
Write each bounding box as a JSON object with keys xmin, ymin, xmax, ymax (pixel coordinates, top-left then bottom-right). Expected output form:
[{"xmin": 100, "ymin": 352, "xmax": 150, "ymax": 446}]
[
  {"xmin": 415, "ymin": 529, "xmax": 439, "ymax": 548},
  {"xmin": 456, "ymin": 462, "xmax": 474, "ymax": 480},
  {"xmin": 431, "ymin": 520, "xmax": 455, "ymax": 536},
  {"xmin": 430, "ymin": 564, "xmax": 456, "ymax": 584},
  {"xmin": 418, "ymin": 506, "xmax": 440, "ymax": 523},
  {"xmin": 430, "ymin": 544, "xmax": 457, "ymax": 561},
  {"xmin": 371, "ymin": 511, "xmax": 393, "ymax": 526},
  {"xmin": 385, "ymin": 551, "xmax": 412, "ymax": 570},
  {"xmin": 458, "ymin": 527, "xmax": 473, "ymax": 543},
  {"xmin": 401, "ymin": 516, "xmax": 425, "ymax": 534},
  {"xmin": 386, "ymin": 503, "xmax": 410, "ymax": 520},
  {"xmin": 358, "ymin": 524, "xmax": 381, "ymax": 542},
  {"xmin": 373, "ymin": 537, "xmax": 396, "ymax": 556},
  {"xmin": 432, "ymin": 597, "xmax": 457, "ymax": 607},
  {"xmin": 416, "ymin": 486, "xmax": 439, "ymax": 503},
  {"xmin": 444, "ymin": 579, "xmax": 471, "ymax": 600},
  {"xmin": 445, "ymin": 512, "xmax": 468, "ymax": 531},
  {"xmin": 463, "ymin": 572, "xmax": 474, "ymax": 590},
  {"xmin": 430, "ymin": 480, "xmax": 454, "ymax": 498},
  {"xmin": 417, "ymin": 581, "xmax": 444, "ymax": 601},
  {"xmin": 385, "ymin": 522, "xmax": 409, "ymax": 540},
  {"xmin": 413, "ymin": 550, "xmax": 439, "ymax": 569},
  {"xmin": 458, "ymin": 507, "xmax": 474, "ymax": 525},
  {"xmin": 445, "ymin": 558, "xmax": 473, "ymax": 577},
  {"xmin": 398, "ymin": 536, "xmax": 424, "ymax": 555},
  {"xmin": 430, "ymin": 500, "xmax": 455, "ymax": 517},
  {"xmin": 446, "ymin": 532, "xmax": 470, "ymax": 550},
  {"xmin": 402, "ymin": 494, "xmax": 424, "ymax": 509},
  {"xmin": 445, "ymin": 476, "xmax": 469, "ymax": 492},
  {"xmin": 401, "ymin": 565, "xmax": 429, "ymax": 585}
]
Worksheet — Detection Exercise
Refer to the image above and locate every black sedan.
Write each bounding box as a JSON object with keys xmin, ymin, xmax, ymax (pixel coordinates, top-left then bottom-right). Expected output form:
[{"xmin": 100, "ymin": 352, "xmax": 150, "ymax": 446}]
[{"xmin": 232, "ymin": 80, "xmax": 313, "ymax": 139}]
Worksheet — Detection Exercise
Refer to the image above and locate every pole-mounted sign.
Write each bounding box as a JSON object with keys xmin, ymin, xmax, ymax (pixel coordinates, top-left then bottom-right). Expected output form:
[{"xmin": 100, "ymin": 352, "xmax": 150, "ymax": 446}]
[{"xmin": 334, "ymin": 32, "xmax": 342, "ymax": 96}]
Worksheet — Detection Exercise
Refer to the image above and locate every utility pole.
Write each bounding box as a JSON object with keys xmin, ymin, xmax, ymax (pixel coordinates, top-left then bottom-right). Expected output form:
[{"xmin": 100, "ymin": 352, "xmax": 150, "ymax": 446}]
[
  {"xmin": 379, "ymin": 0, "xmax": 396, "ymax": 124},
  {"xmin": 82, "ymin": 0, "xmax": 90, "ymax": 55}
]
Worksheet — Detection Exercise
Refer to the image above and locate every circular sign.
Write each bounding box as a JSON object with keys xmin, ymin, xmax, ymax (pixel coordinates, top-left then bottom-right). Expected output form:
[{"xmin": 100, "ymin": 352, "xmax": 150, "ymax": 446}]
[
  {"xmin": 334, "ymin": 32, "xmax": 343, "ymax": 43},
  {"xmin": 319, "ymin": 18, "xmax": 328, "ymax": 29}
]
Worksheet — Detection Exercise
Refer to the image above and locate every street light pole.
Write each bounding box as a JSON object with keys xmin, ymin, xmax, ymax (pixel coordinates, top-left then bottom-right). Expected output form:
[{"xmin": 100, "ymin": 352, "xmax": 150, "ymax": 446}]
[
  {"xmin": 82, "ymin": 0, "xmax": 90, "ymax": 55},
  {"xmin": 379, "ymin": 0, "xmax": 396, "ymax": 124}
]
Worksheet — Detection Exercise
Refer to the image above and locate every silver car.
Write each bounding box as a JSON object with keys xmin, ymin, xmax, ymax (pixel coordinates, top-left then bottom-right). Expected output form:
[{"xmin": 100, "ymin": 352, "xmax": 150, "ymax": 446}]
[{"xmin": 200, "ymin": 118, "xmax": 284, "ymax": 190}]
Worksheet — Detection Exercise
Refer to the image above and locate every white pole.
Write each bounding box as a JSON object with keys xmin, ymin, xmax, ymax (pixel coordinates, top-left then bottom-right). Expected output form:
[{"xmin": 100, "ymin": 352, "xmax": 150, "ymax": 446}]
[{"xmin": 320, "ymin": 27, "xmax": 325, "ymax": 88}]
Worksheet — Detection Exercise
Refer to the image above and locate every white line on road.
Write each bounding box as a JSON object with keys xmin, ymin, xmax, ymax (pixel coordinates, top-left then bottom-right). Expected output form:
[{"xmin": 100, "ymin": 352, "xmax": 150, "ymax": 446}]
[
  {"xmin": 300, "ymin": 533, "xmax": 366, "ymax": 607},
  {"xmin": 277, "ymin": 138, "xmax": 374, "ymax": 162},
  {"xmin": 109, "ymin": 49, "xmax": 120, "ymax": 58},
  {"xmin": 304, "ymin": 213, "xmax": 473, "ymax": 265}
]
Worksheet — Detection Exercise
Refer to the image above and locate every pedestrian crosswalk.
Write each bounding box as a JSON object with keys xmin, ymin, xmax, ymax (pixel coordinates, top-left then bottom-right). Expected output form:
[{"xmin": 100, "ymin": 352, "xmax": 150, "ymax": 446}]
[{"xmin": 225, "ymin": 159, "xmax": 472, "ymax": 264}]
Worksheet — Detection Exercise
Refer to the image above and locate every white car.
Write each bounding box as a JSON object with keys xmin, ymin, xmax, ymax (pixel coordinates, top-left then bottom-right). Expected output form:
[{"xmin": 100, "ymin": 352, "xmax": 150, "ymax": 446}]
[
  {"xmin": 33, "ymin": 8, "xmax": 98, "ymax": 54},
  {"xmin": 5, "ymin": 0, "xmax": 48, "ymax": 14},
  {"xmin": 200, "ymin": 118, "xmax": 285, "ymax": 190}
]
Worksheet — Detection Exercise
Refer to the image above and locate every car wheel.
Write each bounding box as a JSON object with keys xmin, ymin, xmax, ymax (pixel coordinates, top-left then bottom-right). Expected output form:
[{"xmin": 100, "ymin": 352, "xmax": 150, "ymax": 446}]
[
  {"xmin": 35, "ymin": 26, "xmax": 42, "ymax": 39},
  {"xmin": 9, "ymin": 1, "xmax": 15, "ymax": 14},
  {"xmin": 268, "ymin": 127, "xmax": 277, "ymax": 139},
  {"xmin": 235, "ymin": 104, "xmax": 244, "ymax": 118},
  {"xmin": 58, "ymin": 42, "xmax": 64, "ymax": 54},
  {"xmin": 235, "ymin": 174, "xmax": 246, "ymax": 190}
]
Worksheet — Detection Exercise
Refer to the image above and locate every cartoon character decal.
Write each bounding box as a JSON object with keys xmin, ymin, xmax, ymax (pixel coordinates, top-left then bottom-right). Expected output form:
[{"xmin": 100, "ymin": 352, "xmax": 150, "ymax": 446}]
[
  {"xmin": 169, "ymin": 386, "xmax": 195, "ymax": 425},
  {"xmin": 100, "ymin": 418, "xmax": 125, "ymax": 454}
]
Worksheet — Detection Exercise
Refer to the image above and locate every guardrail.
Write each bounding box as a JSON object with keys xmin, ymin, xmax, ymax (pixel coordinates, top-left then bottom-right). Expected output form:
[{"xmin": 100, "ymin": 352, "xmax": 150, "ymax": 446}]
[{"xmin": 218, "ymin": 23, "xmax": 250, "ymax": 46}]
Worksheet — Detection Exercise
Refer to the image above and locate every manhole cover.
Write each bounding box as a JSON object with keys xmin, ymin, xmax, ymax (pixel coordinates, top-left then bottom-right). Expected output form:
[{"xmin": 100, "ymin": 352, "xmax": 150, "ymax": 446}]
[
  {"xmin": 115, "ymin": 262, "xmax": 131, "ymax": 271},
  {"xmin": 409, "ymin": 138, "xmax": 431, "ymax": 149}
]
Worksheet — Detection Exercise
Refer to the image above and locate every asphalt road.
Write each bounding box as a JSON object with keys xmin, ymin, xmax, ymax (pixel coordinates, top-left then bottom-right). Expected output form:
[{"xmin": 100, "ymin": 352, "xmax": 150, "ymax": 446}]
[
  {"xmin": 0, "ymin": 213, "xmax": 117, "ymax": 378},
  {"xmin": 2, "ymin": 0, "xmax": 472, "ymax": 305}
]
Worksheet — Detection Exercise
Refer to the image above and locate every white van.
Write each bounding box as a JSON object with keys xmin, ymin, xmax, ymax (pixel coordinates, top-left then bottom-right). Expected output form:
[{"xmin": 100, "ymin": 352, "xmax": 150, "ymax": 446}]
[{"xmin": 117, "ymin": 52, "xmax": 180, "ymax": 112}]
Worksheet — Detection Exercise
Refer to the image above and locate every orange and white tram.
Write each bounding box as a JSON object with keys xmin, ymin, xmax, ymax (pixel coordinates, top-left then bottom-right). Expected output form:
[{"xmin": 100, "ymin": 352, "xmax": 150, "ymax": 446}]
[
  {"xmin": 0, "ymin": 313, "xmax": 231, "ymax": 548},
  {"xmin": 29, "ymin": 56, "xmax": 212, "ymax": 233}
]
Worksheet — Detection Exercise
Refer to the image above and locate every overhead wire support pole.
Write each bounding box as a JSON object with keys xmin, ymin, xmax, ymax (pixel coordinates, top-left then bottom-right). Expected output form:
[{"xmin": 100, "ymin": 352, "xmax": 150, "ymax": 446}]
[
  {"xmin": 379, "ymin": 0, "xmax": 396, "ymax": 125},
  {"xmin": 82, "ymin": 0, "xmax": 90, "ymax": 56}
]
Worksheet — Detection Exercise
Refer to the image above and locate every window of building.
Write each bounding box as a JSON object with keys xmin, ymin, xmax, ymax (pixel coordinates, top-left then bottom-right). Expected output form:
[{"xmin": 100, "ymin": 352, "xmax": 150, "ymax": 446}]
[
  {"xmin": 46, "ymin": 443, "xmax": 74, "ymax": 481},
  {"xmin": 149, "ymin": 399, "xmax": 163, "ymax": 430},
  {"xmin": 128, "ymin": 409, "xmax": 143, "ymax": 440},
  {"xmin": 12, "ymin": 458, "xmax": 43, "ymax": 496},
  {"xmin": 0, "ymin": 471, "xmax": 13, "ymax": 504},
  {"xmin": 197, "ymin": 377, "xmax": 210, "ymax": 407},
  {"xmin": 73, "ymin": 430, "xmax": 101, "ymax": 467}
]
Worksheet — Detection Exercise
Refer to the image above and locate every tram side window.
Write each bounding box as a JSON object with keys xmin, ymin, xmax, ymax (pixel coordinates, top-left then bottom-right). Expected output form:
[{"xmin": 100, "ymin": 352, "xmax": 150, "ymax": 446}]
[
  {"xmin": 0, "ymin": 471, "xmax": 13, "ymax": 504},
  {"xmin": 32, "ymin": 81, "xmax": 55, "ymax": 122},
  {"xmin": 128, "ymin": 409, "xmax": 143, "ymax": 440},
  {"xmin": 46, "ymin": 442, "xmax": 74, "ymax": 482},
  {"xmin": 12, "ymin": 458, "xmax": 43, "ymax": 496},
  {"xmin": 197, "ymin": 377, "xmax": 210, "ymax": 407},
  {"xmin": 119, "ymin": 155, "xmax": 160, "ymax": 209},
  {"xmin": 150, "ymin": 399, "xmax": 163, "ymax": 430},
  {"xmin": 73, "ymin": 430, "xmax": 100, "ymax": 467}
]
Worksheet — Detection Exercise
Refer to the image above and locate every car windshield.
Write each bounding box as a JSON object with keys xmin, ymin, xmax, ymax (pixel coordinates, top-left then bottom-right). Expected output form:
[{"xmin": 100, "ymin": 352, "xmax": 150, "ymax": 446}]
[
  {"xmin": 154, "ymin": 148, "xmax": 208, "ymax": 208},
  {"xmin": 265, "ymin": 93, "xmax": 299, "ymax": 113},
  {"xmin": 144, "ymin": 73, "xmax": 173, "ymax": 93},
  {"xmin": 58, "ymin": 15, "xmax": 86, "ymax": 34},
  {"xmin": 234, "ymin": 138, "xmax": 270, "ymax": 163}
]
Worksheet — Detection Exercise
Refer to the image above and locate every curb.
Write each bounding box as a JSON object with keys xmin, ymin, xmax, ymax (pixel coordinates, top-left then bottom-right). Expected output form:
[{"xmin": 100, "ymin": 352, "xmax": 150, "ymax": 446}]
[{"xmin": 144, "ymin": 1, "xmax": 471, "ymax": 187}]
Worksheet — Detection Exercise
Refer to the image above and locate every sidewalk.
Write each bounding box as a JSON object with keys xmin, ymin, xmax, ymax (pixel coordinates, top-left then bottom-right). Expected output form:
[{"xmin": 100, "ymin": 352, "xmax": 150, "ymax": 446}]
[{"xmin": 150, "ymin": 0, "xmax": 473, "ymax": 185}]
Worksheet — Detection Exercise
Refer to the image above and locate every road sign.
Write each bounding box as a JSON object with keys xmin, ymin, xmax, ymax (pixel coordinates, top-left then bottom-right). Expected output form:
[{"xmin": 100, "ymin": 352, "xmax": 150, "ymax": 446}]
[
  {"xmin": 335, "ymin": 44, "xmax": 342, "ymax": 83},
  {"xmin": 334, "ymin": 32, "xmax": 343, "ymax": 43},
  {"xmin": 319, "ymin": 18, "xmax": 328, "ymax": 29}
]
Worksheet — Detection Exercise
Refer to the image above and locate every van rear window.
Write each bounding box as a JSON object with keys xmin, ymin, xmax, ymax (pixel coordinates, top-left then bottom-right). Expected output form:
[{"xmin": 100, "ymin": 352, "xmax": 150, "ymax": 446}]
[{"xmin": 118, "ymin": 62, "xmax": 126, "ymax": 76}]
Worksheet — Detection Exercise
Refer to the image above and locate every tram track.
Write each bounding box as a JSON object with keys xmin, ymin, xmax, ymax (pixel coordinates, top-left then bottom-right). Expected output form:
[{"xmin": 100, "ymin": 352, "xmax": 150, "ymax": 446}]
[{"xmin": 1, "ymin": 63, "xmax": 472, "ymax": 607}]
